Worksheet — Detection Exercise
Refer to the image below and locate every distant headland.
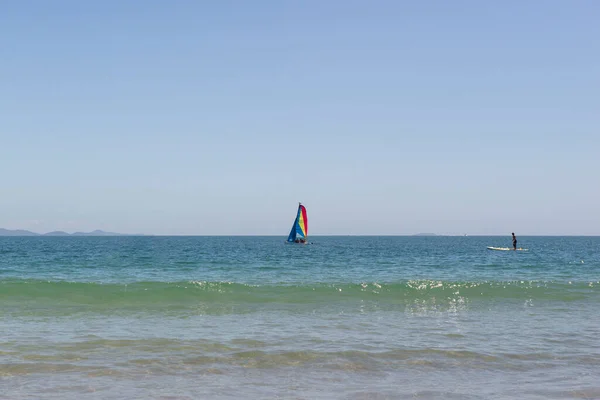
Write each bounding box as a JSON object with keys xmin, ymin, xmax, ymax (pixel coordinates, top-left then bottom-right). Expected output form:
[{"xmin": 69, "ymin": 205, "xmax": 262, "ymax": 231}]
[{"xmin": 0, "ymin": 229, "xmax": 140, "ymax": 237}]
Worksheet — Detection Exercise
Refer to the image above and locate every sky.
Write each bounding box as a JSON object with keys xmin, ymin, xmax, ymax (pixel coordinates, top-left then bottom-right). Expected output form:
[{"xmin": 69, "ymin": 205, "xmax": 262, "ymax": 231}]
[{"xmin": 1, "ymin": 0, "xmax": 599, "ymax": 235}]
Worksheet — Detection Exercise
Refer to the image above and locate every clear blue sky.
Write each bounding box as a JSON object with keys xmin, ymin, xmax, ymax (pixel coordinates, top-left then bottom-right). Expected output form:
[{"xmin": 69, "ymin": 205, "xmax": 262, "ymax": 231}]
[{"xmin": 1, "ymin": 0, "xmax": 599, "ymax": 235}]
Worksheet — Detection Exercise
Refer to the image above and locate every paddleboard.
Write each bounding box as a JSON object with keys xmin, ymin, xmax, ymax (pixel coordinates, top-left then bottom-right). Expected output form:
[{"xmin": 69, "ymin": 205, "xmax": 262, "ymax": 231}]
[{"xmin": 487, "ymin": 246, "xmax": 528, "ymax": 251}]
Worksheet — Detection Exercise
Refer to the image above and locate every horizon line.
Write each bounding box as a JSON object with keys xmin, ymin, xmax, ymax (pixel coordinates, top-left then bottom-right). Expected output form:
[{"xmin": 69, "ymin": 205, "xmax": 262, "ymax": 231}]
[{"xmin": 1, "ymin": 232, "xmax": 599, "ymax": 237}]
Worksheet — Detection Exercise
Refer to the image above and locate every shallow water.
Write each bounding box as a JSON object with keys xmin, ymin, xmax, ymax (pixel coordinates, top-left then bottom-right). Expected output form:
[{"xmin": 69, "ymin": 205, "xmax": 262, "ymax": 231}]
[{"xmin": 1, "ymin": 236, "xmax": 599, "ymax": 399}]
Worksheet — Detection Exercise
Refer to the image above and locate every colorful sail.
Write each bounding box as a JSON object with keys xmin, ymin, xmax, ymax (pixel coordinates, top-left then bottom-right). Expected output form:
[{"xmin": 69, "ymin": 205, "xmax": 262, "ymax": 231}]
[{"xmin": 287, "ymin": 203, "xmax": 308, "ymax": 243}]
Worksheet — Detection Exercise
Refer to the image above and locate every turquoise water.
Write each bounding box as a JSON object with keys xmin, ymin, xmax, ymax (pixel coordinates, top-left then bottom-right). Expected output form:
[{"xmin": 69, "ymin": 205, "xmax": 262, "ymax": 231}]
[{"xmin": 1, "ymin": 236, "xmax": 599, "ymax": 399}]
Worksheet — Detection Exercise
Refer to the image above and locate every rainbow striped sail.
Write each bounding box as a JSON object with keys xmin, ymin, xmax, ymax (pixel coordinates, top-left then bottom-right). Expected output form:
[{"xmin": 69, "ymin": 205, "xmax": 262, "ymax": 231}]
[{"xmin": 287, "ymin": 203, "xmax": 308, "ymax": 243}]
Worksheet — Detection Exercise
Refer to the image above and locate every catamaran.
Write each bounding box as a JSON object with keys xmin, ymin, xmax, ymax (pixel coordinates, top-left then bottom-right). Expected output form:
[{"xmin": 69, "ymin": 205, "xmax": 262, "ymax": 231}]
[{"xmin": 287, "ymin": 203, "xmax": 308, "ymax": 244}]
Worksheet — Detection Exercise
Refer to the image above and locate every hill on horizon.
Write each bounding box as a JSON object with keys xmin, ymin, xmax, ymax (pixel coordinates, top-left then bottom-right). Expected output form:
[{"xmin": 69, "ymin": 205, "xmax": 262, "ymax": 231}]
[{"xmin": 0, "ymin": 229, "xmax": 137, "ymax": 236}]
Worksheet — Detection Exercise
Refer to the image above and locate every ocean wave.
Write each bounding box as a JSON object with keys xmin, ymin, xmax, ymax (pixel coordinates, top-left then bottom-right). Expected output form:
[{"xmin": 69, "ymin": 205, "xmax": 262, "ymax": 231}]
[
  {"xmin": 1, "ymin": 279, "xmax": 598, "ymax": 310},
  {"xmin": 3, "ymin": 339, "xmax": 600, "ymax": 376}
]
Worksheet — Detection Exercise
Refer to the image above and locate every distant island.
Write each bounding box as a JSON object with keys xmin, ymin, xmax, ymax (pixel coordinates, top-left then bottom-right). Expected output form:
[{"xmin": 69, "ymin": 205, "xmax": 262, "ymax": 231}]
[
  {"xmin": 0, "ymin": 229, "xmax": 139, "ymax": 237},
  {"xmin": 413, "ymin": 233, "xmax": 438, "ymax": 236}
]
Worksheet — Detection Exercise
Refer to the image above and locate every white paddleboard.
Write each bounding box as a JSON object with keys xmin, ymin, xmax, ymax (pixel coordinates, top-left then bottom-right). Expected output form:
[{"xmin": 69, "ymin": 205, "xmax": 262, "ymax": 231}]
[{"xmin": 487, "ymin": 246, "xmax": 528, "ymax": 251}]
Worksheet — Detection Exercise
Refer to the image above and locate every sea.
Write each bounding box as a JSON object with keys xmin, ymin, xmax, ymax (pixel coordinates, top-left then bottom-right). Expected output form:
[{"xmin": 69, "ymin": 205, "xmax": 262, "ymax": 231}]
[{"xmin": 1, "ymin": 236, "xmax": 599, "ymax": 399}]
